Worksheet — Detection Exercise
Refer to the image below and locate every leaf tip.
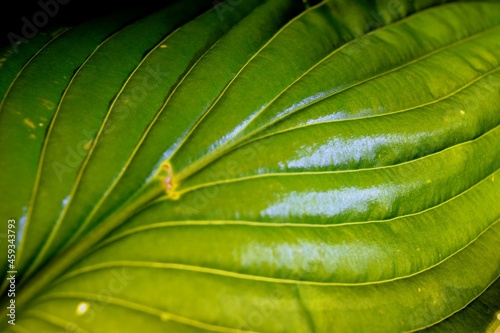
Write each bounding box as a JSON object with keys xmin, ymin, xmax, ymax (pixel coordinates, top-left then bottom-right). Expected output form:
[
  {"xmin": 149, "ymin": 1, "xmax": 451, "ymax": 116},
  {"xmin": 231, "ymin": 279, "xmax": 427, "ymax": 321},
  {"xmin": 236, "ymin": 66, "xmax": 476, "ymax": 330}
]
[
  {"xmin": 76, "ymin": 302, "xmax": 90, "ymax": 316},
  {"xmin": 159, "ymin": 162, "xmax": 180, "ymax": 200}
]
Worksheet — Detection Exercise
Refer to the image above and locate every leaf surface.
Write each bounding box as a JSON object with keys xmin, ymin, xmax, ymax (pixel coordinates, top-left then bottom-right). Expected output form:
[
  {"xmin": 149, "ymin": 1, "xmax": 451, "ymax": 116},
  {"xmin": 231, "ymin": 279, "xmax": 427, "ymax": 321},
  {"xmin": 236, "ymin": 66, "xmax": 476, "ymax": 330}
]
[{"xmin": 0, "ymin": 0, "xmax": 498, "ymax": 332}]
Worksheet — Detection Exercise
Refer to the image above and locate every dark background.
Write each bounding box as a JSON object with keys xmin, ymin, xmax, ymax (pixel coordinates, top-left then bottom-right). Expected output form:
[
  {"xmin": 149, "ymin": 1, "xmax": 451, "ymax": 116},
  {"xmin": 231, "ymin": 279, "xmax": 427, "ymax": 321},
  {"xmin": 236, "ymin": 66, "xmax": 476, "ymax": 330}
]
[{"xmin": 0, "ymin": 0, "xmax": 169, "ymax": 48}]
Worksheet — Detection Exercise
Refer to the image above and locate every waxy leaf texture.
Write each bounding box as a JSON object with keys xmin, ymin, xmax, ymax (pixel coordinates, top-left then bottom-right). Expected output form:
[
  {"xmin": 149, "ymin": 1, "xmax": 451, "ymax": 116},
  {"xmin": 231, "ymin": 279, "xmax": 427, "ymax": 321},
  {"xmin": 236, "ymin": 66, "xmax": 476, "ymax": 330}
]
[{"xmin": 0, "ymin": 0, "xmax": 499, "ymax": 332}]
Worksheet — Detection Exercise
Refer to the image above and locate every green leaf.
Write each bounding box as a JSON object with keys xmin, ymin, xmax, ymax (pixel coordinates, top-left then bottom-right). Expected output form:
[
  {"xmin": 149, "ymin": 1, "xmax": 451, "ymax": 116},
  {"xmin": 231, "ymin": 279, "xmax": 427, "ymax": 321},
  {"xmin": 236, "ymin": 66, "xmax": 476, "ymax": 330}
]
[
  {"xmin": 421, "ymin": 278, "xmax": 500, "ymax": 332},
  {"xmin": 0, "ymin": 0, "xmax": 498, "ymax": 332},
  {"xmin": 0, "ymin": 7, "xmax": 149, "ymax": 283}
]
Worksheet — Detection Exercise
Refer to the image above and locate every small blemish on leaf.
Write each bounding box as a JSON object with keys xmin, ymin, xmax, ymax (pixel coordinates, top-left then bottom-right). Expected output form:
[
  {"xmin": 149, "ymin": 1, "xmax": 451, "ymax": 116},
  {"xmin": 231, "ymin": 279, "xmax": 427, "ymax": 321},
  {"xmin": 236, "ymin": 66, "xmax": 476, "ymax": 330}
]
[
  {"xmin": 160, "ymin": 44, "xmax": 167, "ymax": 48},
  {"xmin": 160, "ymin": 313, "xmax": 170, "ymax": 321},
  {"xmin": 83, "ymin": 140, "xmax": 93, "ymax": 151},
  {"xmin": 41, "ymin": 99, "xmax": 55, "ymax": 110},
  {"xmin": 29, "ymin": 134, "xmax": 36, "ymax": 139},
  {"xmin": 460, "ymin": 110, "xmax": 465, "ymax": 115},
  {"xmin": 160, "ymin": 162, "xmax": 180, "ymax": 199},
  {"xmin": 24, "ymin": 118, "xmax": 36, "ymax": 129}
]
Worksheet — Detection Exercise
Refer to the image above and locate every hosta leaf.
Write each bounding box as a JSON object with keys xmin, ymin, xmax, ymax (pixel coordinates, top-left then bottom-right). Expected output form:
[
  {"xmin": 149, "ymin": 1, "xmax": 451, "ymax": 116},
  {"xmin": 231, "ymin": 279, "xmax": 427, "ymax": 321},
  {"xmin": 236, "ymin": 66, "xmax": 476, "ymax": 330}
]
[
  {"xmin": 64, "ymin": 0, "xmax": 303, "ymax": 254},
  {"xmin": 17, "ymin": 0, "xmax": 270, "ymax": 281},
  {"xmin": 0, "ymin": 0, "xmax": 498, "ymax": 332},
  {"xmin": 14, "ymin": 222, "xmax": 500, "ymax": 332},
  {"xmin": 0, "ymin": 8, "xmax": 150, "ymax": 284}
]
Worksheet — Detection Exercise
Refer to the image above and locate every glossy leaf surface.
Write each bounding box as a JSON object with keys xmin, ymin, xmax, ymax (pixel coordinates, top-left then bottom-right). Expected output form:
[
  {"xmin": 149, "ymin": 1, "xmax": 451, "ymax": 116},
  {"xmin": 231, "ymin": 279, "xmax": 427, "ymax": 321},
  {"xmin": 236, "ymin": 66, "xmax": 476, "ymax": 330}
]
[{"xmin": 0, "ymin": 0, "xmax": 498, "ymax": 332}]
